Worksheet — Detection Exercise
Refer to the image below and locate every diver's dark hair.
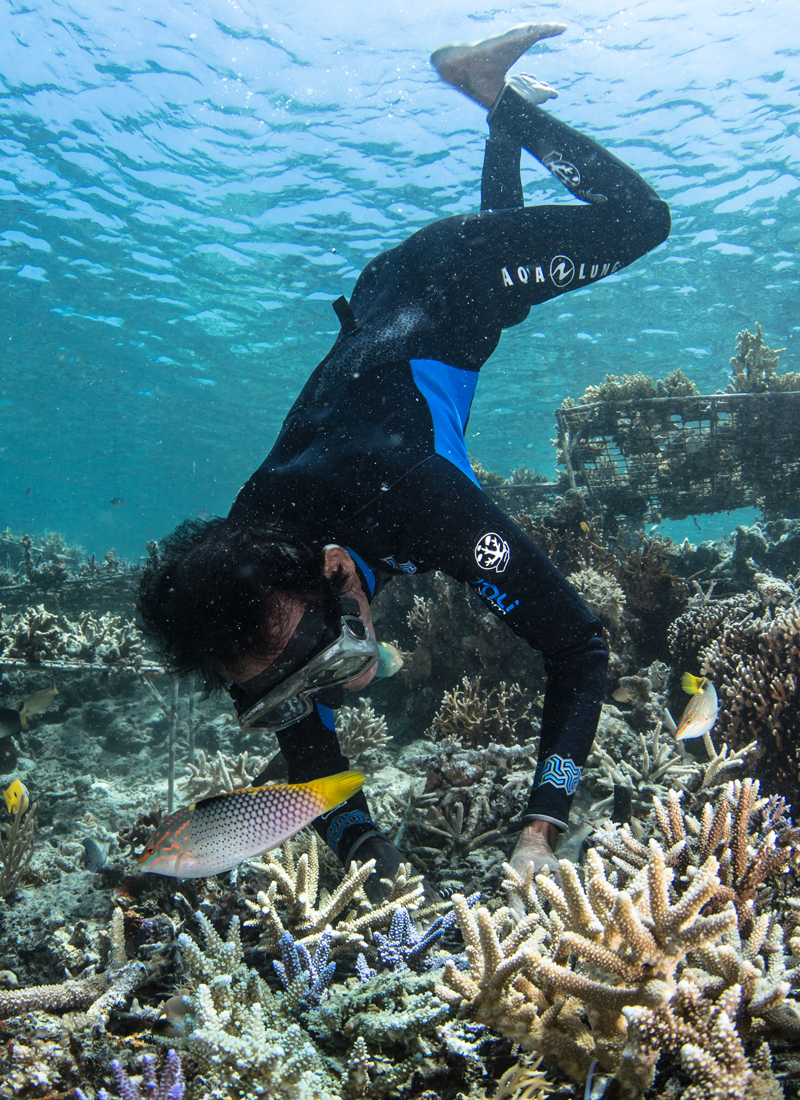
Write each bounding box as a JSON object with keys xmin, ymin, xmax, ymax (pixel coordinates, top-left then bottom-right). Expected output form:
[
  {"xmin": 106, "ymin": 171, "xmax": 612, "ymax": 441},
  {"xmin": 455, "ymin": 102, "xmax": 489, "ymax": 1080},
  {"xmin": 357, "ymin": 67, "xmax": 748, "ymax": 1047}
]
[{"xmin": 137, "ymin": 517, "xmax": 345, "ymax": 694}]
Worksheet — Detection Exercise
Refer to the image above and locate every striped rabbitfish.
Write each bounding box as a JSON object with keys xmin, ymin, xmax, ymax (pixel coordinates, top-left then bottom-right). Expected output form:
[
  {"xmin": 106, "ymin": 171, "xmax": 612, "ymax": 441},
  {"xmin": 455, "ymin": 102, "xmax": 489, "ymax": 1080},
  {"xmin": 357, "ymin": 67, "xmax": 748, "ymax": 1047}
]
[
  {"xmin": 136, "ymin": 770, "xmax": 364, "ymax": 878},
  {"xmin": 675, "ymin": 672, "xmax": 719, "ymax": 741}
]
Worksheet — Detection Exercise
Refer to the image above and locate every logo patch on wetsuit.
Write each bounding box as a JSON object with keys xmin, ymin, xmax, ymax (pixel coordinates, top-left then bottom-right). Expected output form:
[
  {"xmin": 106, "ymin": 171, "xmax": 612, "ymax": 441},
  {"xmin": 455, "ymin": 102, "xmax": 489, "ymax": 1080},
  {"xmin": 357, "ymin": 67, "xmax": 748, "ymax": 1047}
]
[
  {"xmin": 474, "ymin": 531, "xmax": 510, "ymax": 572},
  {"xmin": 535, "ymin": 755, "xmax": 582, "ymax": 796},
  {"xmin": 543, "ymin": 152, "xmax": 582, "ymax": 189},
  {"xmin": 549, "ymin": 255, "xmax": 576, "ymax": 287}
]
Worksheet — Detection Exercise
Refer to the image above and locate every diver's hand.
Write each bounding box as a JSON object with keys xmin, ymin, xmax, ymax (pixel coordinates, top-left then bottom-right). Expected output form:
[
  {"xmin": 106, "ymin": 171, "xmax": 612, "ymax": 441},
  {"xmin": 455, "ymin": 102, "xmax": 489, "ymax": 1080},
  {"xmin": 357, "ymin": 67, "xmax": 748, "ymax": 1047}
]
[{"xmin": 507, "ymin": 820, "xmax": 560, "ymax": 918}]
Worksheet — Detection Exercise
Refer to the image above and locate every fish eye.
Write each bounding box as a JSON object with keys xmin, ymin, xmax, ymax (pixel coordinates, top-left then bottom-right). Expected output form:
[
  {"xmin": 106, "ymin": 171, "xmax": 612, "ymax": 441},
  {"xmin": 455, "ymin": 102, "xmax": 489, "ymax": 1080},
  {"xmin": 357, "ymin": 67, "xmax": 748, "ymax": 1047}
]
[{"xmin": 145, "ymin": 846, "xmax": 155, "ymax": 856}]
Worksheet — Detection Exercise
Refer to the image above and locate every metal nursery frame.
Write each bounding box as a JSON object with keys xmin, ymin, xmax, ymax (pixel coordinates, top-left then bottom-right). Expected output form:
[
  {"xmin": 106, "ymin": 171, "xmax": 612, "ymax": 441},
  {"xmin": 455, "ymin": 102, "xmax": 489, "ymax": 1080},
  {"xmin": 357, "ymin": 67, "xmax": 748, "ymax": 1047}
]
[{"xmin": 556, "ymin": 391, "xmax": 800, "ymax": 522}]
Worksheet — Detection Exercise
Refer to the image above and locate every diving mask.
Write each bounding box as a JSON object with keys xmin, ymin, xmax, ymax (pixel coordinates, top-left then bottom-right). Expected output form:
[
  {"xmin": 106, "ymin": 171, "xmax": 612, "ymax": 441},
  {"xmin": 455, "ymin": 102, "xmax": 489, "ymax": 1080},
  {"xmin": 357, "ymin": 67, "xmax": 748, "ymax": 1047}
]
[{"xmin": 229, "ymin": 596, "xmax": 378, "ymax": 733}]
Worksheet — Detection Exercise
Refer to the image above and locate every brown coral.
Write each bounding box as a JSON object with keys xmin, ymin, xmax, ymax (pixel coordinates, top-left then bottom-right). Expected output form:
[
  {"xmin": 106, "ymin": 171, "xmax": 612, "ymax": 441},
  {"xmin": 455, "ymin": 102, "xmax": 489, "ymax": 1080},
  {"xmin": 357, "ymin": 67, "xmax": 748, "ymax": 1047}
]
[
  {"xmin": 428, "ymin": 675, "xmax": 538, "ymax": 748},
  {"xmin": 700, "ymin": 602, "xmax": 800, "ymax": 797}
]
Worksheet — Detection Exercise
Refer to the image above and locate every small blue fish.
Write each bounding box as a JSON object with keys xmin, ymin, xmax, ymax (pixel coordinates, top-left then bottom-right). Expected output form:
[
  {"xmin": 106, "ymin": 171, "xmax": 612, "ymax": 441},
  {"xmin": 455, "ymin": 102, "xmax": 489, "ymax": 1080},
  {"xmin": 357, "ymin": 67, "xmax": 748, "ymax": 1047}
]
[{"xmin": 83, "ymin": 837, "xmax": 111, "ymax": 871}]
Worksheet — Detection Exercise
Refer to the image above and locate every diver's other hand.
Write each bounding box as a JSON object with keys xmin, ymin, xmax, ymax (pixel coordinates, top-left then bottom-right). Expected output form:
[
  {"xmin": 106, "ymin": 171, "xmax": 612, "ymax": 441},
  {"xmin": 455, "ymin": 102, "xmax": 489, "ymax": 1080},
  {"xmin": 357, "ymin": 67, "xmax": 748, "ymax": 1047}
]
[
  {"xmin": 507, "ymin": 820, "xmax": 560, "ymax": 918},
  {"xmin": 431, "ymin": 23, "xmax": 567, "ymax": 109}
]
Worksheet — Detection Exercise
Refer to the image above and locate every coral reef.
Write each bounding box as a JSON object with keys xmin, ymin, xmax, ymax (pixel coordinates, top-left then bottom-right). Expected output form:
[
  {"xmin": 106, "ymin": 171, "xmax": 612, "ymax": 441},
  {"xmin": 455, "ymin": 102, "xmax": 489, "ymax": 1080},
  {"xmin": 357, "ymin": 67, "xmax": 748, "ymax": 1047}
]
[
  {"xmin": 0, "ymin": 603, "xmax": 148, "ymax": 670},
  {"xmin": 4, "ymin": 376, "xmax": 800, "ymax": 1100}
]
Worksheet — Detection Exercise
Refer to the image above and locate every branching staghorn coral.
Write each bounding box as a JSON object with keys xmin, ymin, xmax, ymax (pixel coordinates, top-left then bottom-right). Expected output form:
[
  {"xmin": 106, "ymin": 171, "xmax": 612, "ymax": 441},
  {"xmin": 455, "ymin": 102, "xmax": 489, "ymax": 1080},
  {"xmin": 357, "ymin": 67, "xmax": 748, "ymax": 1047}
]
[
  {"xmin": 588, "ymin": 721, "xmax": 757, "ymax": 819},
  {"xmin": 622, "ymin": 982, "xmax": 783, "ymax": 1100},
  {"xmin": 337, "ymin": 699, "xmax": 391, "ymax": 760},
  {"xmin": 242, "ymin": 832, "xmax": 425, "ymax": 954},
  {"xmin": 440, "ymin": 843, "xmax": 741, "ymax": 1096},
  {"xmin": 592, "ymin": 781, "xmax": 800, "ymax": 934},
  {"xmin": 563, "ymin": 369, "xmax": 699, "ymax": 407},
  {"xmin": 429, "ymin": 675, "xmax": 538, "ymax": 747},
  {"xmin": 588, "ymin": 722, "xmax": 697, "ymax": 817},
  {"xmin": 487, "ymin": 1055, "xmax": 556, "ymax": 1100},
  {"xmin": 307, "ymin": 967, "xmax": 450, "ymax": 1053},
  {"xmin": 181, "ymin": 749, "xmax": 270, "ymax": 801},
  {"xmin": 75, "ymin": 1050, "xmax": 185, "ymax": 1100}
]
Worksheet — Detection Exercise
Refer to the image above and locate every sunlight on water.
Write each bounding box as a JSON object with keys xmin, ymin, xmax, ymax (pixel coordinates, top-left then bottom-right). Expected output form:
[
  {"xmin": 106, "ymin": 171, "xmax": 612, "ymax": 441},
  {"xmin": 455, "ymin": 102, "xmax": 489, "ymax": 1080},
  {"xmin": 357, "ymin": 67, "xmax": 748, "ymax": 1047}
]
[{"xmin": 0, "ymin": 0, "xmax": 797, "ymax": 554}]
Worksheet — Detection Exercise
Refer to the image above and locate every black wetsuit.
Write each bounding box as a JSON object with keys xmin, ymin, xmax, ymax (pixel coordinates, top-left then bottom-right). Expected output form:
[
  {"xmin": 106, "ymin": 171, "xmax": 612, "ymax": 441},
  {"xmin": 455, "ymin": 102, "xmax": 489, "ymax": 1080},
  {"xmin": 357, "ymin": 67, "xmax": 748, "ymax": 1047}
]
[{"xmin": 228, "ymin": 86, "xmax": 671, "ymax": 862}]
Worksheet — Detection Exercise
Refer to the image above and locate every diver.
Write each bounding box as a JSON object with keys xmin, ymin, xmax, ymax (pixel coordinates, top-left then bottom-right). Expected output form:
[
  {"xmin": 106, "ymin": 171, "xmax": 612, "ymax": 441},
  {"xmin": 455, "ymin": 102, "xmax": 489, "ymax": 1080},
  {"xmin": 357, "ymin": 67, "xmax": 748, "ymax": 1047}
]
[{"xmin": 138, "ymin": 23, "xmax": 670, "ymax": 899}]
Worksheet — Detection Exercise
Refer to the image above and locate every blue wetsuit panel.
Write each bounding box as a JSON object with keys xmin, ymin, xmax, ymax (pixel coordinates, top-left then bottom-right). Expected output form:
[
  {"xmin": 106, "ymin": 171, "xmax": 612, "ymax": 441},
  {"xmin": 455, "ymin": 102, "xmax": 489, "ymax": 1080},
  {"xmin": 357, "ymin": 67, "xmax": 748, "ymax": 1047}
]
[{"xmin": 410, "ymin": 359, "xmax": 480, "ymax": 487}]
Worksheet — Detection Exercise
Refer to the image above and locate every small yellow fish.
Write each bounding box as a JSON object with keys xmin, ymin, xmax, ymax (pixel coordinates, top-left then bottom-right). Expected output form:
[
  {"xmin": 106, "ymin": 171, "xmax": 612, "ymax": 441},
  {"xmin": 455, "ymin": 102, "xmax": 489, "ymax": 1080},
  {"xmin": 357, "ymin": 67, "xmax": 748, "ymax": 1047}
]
[
  {"xmin": 18, "ymin": 678, "xmax": 59, "ymax": 727},
  {"xmin": 3, "ymin": 779, "xmax": 29, "ymax": 815},
  {"xmin": 137, "ymin": 770, "xmax": 364, "ymax": 879},
  {"xmin": 675, "ymin": 672, "xmax": 719, "ymax": 741},
  {"xmin": 579, "ymin": 521, "xmax": 591, "ymax": 534},
  {"xmin": 612, "ymin": 686, "xmax": 633, "ymax": 703},
  {"xmin": 375, "ymin": 641, "xmax": 404, "ymax": 679}
]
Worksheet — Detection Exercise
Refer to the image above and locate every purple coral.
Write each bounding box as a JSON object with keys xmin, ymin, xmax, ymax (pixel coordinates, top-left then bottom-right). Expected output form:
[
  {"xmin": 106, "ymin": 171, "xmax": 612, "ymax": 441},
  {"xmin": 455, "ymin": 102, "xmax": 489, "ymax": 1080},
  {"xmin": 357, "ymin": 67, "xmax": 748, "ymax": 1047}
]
[
  {"xmin": 273, "ymin": 928, "xmax": 336, "ymax": 1008},
  {"xmin": 372, "ymin": 893, "xmax": 480, "ymax": 972},
  {"xmin": 76, "ymin": 1050, "xmax": 184, "ymax": 1100}
]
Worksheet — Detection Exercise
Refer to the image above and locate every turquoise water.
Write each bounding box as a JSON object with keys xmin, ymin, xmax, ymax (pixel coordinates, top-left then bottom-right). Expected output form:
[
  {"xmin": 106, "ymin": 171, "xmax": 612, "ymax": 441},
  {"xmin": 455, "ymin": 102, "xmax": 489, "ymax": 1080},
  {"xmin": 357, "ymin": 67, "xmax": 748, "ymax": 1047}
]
[{"xmin": 0, "ymin": 0, "xmax": 797, "ymax": 558}]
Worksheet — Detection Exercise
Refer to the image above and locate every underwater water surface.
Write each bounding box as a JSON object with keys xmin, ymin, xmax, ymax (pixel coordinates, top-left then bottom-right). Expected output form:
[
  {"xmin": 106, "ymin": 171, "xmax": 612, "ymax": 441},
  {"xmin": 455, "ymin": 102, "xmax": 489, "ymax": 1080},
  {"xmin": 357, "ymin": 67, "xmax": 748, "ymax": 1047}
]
[{"xmin": 0, "ymin": 0, "xmax": 797, "ymax": 556}]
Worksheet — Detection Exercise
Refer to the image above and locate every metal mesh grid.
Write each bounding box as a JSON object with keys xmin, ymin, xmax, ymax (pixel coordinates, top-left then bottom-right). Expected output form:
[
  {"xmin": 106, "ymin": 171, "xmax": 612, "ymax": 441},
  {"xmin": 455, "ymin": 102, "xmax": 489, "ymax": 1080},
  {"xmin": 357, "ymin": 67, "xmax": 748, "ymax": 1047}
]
[{"xmin": 556, "ymin": 391, "xmax": 800, "ymax": 521}]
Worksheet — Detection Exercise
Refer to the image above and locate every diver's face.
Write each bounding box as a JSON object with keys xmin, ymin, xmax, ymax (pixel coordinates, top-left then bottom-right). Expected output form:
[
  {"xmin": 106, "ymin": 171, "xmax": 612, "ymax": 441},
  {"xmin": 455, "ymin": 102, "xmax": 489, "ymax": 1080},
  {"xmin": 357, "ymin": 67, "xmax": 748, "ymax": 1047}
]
[{"xmin": 228, "ymin": 547, "xmax": 378, "ymax": 692}]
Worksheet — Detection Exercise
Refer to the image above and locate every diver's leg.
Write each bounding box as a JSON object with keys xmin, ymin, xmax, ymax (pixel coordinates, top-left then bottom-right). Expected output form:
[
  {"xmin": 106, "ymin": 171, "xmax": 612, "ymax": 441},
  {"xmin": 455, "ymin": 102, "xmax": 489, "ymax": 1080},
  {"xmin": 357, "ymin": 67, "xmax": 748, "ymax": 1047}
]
[
  {"xmin": 431, "ymin": 22, "xmax": 564, "ymax": 108},
  {"xmin": 489, "ymin": 79, "xmax": 663, "ymax": 209},
  {"xmin": 481, "ymin": 128, "xmax": 523, "ymax": 212}
]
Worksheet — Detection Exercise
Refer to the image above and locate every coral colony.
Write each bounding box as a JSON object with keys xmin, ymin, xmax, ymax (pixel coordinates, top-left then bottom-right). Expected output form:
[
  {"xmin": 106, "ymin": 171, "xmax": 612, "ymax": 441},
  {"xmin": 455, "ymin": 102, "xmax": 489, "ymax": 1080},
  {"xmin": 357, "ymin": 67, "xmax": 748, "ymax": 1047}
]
[{"xmin": 2, "ymin": 328, "xmax": 800, "ymax": 1098}]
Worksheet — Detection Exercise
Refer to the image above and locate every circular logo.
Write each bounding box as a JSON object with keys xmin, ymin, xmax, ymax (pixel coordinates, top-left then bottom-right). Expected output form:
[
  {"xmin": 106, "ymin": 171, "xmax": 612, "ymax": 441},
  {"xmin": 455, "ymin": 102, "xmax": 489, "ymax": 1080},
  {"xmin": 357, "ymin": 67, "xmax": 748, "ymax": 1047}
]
[
  {"xmin": 474, "ymin": 531, "xmax": 510, "ymax": 573},
  {"xmin": 549, "ymin": 255, "xmax": 575, "ymax": 287}
]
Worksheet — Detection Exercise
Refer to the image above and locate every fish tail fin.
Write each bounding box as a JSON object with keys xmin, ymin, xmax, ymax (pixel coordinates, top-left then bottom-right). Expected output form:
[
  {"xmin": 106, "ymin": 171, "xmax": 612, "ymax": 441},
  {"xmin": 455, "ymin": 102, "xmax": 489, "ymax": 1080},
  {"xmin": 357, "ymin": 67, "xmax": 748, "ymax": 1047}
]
[
  {"xmin": 681, "ymin": 671, "xmax": 706, "ymax": 695},
  {"xmin": 307, "ymin": 770, "xmax": 365, "ymax": 813}
]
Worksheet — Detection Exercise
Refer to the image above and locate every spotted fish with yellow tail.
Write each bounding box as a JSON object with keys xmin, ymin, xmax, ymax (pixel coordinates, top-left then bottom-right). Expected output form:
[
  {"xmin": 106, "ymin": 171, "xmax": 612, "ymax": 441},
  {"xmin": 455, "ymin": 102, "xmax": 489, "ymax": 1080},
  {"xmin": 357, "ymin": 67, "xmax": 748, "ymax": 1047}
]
[
  {"xmin": 137, "ymin": 770, "xmax": 364, "ymax": 878},
  {"xmin": 675, "ymin": 672, "xmax": 719, "ymax": 741}
]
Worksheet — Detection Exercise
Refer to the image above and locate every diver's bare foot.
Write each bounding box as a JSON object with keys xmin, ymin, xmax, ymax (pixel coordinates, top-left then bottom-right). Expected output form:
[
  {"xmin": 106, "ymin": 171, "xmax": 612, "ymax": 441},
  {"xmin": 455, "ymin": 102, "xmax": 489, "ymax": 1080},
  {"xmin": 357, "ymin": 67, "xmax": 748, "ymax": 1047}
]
[{"xmin": 431, "ymin": 23, "xmax": 566, "ymax": 108}]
